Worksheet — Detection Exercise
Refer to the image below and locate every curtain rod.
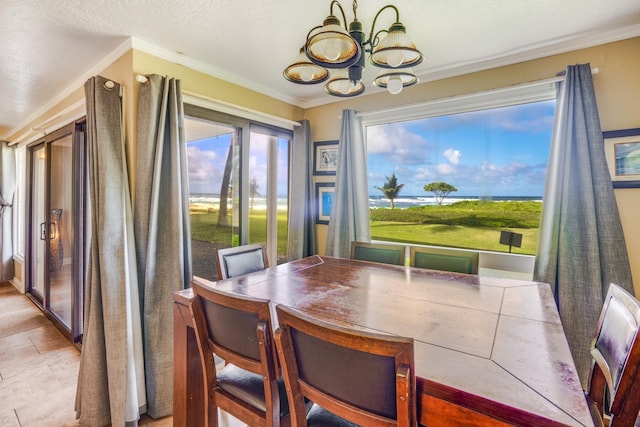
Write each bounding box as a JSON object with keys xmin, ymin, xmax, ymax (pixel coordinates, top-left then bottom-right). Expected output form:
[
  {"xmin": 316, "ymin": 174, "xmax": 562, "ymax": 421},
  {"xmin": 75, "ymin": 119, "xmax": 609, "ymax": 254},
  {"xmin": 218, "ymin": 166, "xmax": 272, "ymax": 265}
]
[
  {"xmin": 358, "ymin": 67, "xmax": 599, "ymax": 120},
  {"xmin": 8, "ymin": 98, "xmax": 86, "ymax": 147},
  {"xmin": 181, "ymin": 89, "xmax": 301, "ymax": 129},
  {"xmin": 8, "ymin": 78, "xmax": 120, "ymax": 147},
  {"xmin": 136, "ymin": 75, "xmax": 300, "ymax": 130}
]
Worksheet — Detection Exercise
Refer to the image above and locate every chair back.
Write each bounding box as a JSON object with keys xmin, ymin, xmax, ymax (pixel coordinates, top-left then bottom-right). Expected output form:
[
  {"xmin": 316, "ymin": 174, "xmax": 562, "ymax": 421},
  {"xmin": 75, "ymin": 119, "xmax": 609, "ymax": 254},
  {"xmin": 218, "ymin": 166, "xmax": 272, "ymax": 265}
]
[
  {"xmin": 409, "ymin": 246, "xmax": 479, "ymax": 274},
  {"xmin": 350, "ymin": 241, "xmax": 407, "ymax": 266},
  {"xmin": 190, "ymin": 278, "xmax": 285, "ymax": 426},
  {"xmin": 216, "ymin": 242, "xmax": 269, "ymax": 280},
  {"xmin": 586, "ymin": 283, "xmax": 640, "ymax": 427},
  {"xmin": 274, "ymin": 304, "xmax": 415, "ymax": 427}
]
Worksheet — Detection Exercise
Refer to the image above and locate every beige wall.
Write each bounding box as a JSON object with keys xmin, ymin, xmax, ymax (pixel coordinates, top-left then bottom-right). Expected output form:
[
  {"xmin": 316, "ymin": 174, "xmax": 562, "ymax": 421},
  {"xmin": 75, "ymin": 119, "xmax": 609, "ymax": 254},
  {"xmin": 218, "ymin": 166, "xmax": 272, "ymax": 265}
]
[
  {"xmin": 8, "ymin": 37, "xmax": 640, "ymax": 294},
  {"xmin": 132, "ymin": 50, "xmax": 304, "ymax": 123},
  {"xmin": 306, "ymin": 37, "xmax": 640, "ymax": 294},
  {"xmin": 7, "ymin": 48, "xmax": 304, "ymax": 290}
]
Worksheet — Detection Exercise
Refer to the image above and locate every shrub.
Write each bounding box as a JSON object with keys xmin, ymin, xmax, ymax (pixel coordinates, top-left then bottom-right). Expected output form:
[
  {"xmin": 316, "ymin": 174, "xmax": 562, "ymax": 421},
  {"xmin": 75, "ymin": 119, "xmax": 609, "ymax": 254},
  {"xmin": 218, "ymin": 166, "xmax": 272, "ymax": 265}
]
[{"xmin": 370, "ymin": 200, "xmax": 541, "ymax": 229}]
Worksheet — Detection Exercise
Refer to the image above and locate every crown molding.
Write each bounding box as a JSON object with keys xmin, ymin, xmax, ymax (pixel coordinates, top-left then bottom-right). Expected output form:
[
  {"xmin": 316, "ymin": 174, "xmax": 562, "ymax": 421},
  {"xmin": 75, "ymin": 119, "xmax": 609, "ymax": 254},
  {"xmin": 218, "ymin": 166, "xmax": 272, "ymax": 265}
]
[
  {"xmin": 131, "ymin": 37, "xmax": 300, "ymax": 107},
  {"xmin": 7, "ymin": 23, "xmax": 640, "ymax": 141},
  {"xmin": 416, "ymin": 24, "xmax": 640, "ymax": 85},
  {"xmin": 284, "ymin": 24, "xmax": 640, "ymax": 110}
]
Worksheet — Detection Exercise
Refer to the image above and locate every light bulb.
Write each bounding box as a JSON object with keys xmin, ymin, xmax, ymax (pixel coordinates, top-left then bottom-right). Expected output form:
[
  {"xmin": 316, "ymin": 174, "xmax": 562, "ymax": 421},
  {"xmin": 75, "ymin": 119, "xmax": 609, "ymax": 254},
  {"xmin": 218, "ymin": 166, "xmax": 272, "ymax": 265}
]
[
  {"xmin": 300, "ymin": 69, "xmax": 315, "ymax": 82},
  {"xmin": 323, "ymin": 39, "xmax": 342, "ymax": 61},
  {"xmin": 337, "ymin": 79, "xmax": 352, "ymax": 93},
  {"xmin": 387, "ymin": 76, "xmax": 403, "ymax": 95},
  {"xmin": 386, "ymin": 50, "xmax": 405, "ymax": 68}
]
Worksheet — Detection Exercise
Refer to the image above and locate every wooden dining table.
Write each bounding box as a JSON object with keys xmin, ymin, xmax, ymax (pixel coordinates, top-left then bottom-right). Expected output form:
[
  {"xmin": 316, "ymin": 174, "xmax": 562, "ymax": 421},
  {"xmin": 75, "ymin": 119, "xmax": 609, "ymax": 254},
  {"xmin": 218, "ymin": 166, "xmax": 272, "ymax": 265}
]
[{"xmin": 173, "ymin": 255, "xmax": 594, "ymax": 427}]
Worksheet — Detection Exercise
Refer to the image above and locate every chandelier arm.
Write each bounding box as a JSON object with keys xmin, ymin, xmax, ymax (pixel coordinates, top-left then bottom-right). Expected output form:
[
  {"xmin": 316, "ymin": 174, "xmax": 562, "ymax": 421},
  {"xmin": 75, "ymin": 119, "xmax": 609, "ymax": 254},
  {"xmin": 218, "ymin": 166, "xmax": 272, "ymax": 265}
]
[
  {"xmin": 367, "ymin": 29, "xmax": 389, "ymax": 53},
  {"xmin": 305, "ymin": 25, "xmax": 323, "ymax": 41},
  {"xmin": 329, "ymin": 0, "xmax": 350, "ymax": 32},
  {"xmin": 366, "ymin": 5, "xmax": 400, "ymax": 48}
]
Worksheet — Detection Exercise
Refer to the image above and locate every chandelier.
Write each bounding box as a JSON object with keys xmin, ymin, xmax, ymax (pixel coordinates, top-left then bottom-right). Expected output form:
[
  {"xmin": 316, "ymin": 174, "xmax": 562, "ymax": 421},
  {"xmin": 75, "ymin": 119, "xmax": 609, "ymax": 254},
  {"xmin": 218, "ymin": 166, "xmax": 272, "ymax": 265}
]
[{"xmin": 283, "ymin": 0, "xmax": 423, "ymax": 97}]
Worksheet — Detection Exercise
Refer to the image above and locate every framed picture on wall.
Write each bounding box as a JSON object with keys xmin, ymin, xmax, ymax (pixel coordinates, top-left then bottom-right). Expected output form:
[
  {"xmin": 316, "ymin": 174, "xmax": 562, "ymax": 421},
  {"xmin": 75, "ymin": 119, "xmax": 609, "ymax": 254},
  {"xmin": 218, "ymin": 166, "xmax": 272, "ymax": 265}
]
[
  {"xmin": 313, "ymin": 140, "xmax": 339, "ymax": 175},
  {"xmin": 603, "ymin": 128, "xmax": 640, "ymax": 188},
  {"xmin": 315, "ymin": 182, "xmax": 335, "ymax": 224}
]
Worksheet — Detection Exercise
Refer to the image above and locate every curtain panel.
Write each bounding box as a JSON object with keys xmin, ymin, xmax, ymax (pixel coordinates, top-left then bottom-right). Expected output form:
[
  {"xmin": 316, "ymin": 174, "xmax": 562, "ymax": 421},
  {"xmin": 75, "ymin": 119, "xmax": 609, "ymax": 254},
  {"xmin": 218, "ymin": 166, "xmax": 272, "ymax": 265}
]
[
  {"xmin": 0, "ymin": 141, "xmax": 16, "ymax": 281},
  {"xmin": 534, "ymin": 63, "xmax": 634, "ymax": 386},
  {"xmin": 134, "ymin": 74, "xmax": 191, "ymax": 417},
  {"xmin": 287, "ymin": 120, "xmax": 316, "ymax": 259},
  {"xmin": 76, "ymin": 76, "xmax": 146, "ymax": 427},
  {"xmin": 326, "ymin": 109, "xmax": 370, "ymax": 258}
]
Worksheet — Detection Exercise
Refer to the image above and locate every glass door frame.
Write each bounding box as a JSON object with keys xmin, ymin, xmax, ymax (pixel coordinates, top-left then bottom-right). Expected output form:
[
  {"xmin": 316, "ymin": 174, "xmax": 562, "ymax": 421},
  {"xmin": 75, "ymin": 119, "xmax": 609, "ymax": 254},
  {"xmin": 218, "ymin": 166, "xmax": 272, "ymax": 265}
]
[
  {"xmin": 184, "ymin": 104, "xmax": 292, "ymax": 264},
  {"xmin": 249, "ymin": 123, "xmax": 292, "ymax": 263},
  {"xmin": 25, "ymin": 120, "xmax": 87, "ymax": 343}
]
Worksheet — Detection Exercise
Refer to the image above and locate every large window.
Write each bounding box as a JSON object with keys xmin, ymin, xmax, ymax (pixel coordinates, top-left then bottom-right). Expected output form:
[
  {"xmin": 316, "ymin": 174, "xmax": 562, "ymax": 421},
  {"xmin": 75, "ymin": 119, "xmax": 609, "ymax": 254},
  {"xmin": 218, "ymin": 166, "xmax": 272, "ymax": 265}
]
[
  {"xmin": 364, "ymin": 89, "xmax": 555, "ymax": 257},
  {"xmin": 184, "ymin": 105, "xmax": 292, "ymax": 281}
]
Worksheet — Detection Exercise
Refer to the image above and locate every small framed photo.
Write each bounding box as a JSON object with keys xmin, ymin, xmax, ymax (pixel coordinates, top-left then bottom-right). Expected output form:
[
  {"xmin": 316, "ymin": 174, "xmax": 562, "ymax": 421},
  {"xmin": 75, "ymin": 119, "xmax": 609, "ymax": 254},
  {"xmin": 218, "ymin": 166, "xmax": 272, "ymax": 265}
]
[
  {"xmin": 313, "ymin": 140, "xmax": 339, "ymax": 175},
  {"xmin": 315, "ymin": 182, "xmax": 335, "ymax": 224},
  {"xmin": 603, "ymin": 128, "xmax": 640, "ymax": 188}
]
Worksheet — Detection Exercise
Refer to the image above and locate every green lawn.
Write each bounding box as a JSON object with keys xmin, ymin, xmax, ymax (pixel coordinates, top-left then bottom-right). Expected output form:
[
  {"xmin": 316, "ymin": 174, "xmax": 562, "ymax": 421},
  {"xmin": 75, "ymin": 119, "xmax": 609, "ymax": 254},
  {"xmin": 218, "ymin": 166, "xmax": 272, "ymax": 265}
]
[
  {"xmin": 371, "ymin": 222, "xmax": 538, "ymax": 255},
  {"xmin": 370, "ymin": 201, "xmax": 542, "ymax": 255},
  {"xmin": 190, "ymin": 209, "xmax": 289, "ymax": 256},
  {"xmin": 191, "ymin": 200, "xmax": 542, "ymax": 256}
]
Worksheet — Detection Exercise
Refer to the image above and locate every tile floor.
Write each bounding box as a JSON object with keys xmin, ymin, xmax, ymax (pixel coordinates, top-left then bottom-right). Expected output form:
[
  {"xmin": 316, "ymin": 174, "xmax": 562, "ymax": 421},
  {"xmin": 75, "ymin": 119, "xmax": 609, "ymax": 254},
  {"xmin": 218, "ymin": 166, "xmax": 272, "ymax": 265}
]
[
  {"xmin": 0, "ymin": 281, "xmax": 244, "ymax": 427},
  {"xmin": 6, "ymin": 279, "xmax": 640, "ymax": 426}
]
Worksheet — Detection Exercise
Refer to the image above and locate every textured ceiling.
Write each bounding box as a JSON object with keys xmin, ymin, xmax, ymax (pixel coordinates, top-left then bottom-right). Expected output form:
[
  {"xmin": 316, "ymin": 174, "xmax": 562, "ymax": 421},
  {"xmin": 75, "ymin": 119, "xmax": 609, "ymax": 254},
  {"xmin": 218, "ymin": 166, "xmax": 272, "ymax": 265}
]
[{"xmin": 2, "ymin": 0, "xmax": 640, "ymax": 140}]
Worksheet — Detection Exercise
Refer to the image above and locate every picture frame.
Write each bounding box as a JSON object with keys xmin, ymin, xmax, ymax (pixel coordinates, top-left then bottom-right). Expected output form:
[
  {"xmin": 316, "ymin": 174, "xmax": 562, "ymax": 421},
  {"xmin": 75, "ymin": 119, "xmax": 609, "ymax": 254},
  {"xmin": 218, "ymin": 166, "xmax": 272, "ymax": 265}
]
[
  {"xmin": 315, "ymin": 182, "xmax": 335, "ymax": 224},
  {"xmin": 603, "ymin": 128, "xmax": 640, "ymax": 189},
  {"xmin": 313, "ymin": 140, "xmax": 339, "ymax": 175}
]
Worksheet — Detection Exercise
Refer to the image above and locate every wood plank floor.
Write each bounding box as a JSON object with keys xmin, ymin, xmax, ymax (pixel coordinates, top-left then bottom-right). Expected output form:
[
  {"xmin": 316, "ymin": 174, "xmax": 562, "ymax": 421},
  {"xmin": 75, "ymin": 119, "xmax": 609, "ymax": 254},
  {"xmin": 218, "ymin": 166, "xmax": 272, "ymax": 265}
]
[{"xmin": 0, "ymin": 281, "xmax": 245, "ymax": 427}]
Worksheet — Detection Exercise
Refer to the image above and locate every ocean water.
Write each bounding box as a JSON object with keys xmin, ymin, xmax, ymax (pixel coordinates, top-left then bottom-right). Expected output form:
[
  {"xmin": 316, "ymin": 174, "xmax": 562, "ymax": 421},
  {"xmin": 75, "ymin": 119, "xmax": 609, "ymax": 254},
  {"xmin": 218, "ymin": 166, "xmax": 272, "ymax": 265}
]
[
  {"xmin": 190, "ymin": 194, "xmax": 288, "ymax": 211},
  {"xmin": 368, "ymin": 195, "xmax": 543, "ymax": 209},
  {"xmin": 190, "ymin": 193, "xmax": 542, "ymax": 211}
]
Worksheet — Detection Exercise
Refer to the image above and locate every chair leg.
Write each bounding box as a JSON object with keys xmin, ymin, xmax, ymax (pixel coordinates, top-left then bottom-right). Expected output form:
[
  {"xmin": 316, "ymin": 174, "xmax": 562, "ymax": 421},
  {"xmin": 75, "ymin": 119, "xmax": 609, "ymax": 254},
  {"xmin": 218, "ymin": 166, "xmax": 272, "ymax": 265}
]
[{"xmin": 208, "ymin": 404, "xmax": 219, "ymax": 427}]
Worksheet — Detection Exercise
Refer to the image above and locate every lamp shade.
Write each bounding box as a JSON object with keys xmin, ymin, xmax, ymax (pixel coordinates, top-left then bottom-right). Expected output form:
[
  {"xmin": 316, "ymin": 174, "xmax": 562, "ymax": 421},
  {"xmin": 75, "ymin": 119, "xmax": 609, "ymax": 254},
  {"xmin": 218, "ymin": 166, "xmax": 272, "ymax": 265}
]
[
  {"xmin": 370, "ymin": 22, "xmax": 423, "ymax": 69},
  {"xmin": 373, "ymin": 69, "xmax": 418, "ymax": 94},
  {"xmin": 284, "ymin": 48, "xmax": 329, "ymax": 84},
  {"xmin": 324, "ymin": 69, "xmax": 365, "ymax": 97},
  {"xmin": 305, "ymin": 15, "xmax": 361, "ymax": 68}
]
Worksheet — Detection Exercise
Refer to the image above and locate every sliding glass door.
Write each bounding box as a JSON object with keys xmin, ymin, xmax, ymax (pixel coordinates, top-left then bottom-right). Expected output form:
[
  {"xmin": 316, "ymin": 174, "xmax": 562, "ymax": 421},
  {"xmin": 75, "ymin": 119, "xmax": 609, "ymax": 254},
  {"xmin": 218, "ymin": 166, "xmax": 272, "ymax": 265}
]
[
  {"xmin": 184, "ymin": 117, "xmax": 240, "ymax": 280},
  {"xmin": 30, "ymin": 144, "xmax": 46, "ymax": 299},
  {"xmin": 27, "ymin": 121, "xmax": 86, "ymax": 342},
  {"xmin": 184, "ymin": 105, "xmax": 292, "ymax": 280},
  {"xmin": 248, "ymin": 127, "xmax": 290, "ymax": 265}
]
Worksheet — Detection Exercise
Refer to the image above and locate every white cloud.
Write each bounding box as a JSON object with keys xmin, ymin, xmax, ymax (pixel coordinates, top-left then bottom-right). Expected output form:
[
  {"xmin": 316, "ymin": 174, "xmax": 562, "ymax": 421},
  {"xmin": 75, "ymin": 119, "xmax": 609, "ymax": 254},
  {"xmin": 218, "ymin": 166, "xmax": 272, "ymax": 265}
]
[
  {"xmin": 367, "ymin": 123, "xmax": 432, "ymax": 165},
  {"xmin": 187, "ymin": 146, "xmax": 224, "ymax": 193},
  {"xmin": 436, "ymin": 163, "xmax": 456, "ymax": 174},
  {"xmin": 443, "ymin": 148, "xmax": 461, "ymax": 164}
]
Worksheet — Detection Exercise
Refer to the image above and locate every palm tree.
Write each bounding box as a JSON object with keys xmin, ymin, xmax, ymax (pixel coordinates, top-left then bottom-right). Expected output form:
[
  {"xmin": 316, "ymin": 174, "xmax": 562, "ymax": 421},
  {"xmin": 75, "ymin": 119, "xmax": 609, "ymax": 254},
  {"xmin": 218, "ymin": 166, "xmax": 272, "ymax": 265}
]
[
  {"xmin": 250, "ymin": 177, "xmax": 260, "ymax": 209},
  {"xmin": 375, "ymin": 173, "xmax": 404, "ymax": 209}
]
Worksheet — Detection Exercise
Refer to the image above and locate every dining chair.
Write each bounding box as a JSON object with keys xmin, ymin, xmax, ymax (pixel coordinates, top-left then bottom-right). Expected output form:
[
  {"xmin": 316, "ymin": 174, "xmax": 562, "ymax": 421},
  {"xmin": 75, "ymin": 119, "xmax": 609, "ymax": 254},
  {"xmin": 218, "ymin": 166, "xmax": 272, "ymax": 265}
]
[
  {"xmin": 350, "ymin": 241, "xmax": 407, "ymax": 266},
  {"xmin": 409, "ymin": 245, "xmax": 479, "ymax": 274},
  {"xmin": 189, "ymin": 279, "xmax": 289, "ymax": 427},
  {"xmin": 274, "ymin": 304, "xmax": 416, "ymax": 427},
  {"xmin": 216, "ymin": 242, "xmax": 269, "ymax": 280},
  {"xmin": 585, "ymin": 283, "xmax": 640, "ymax": 427}
]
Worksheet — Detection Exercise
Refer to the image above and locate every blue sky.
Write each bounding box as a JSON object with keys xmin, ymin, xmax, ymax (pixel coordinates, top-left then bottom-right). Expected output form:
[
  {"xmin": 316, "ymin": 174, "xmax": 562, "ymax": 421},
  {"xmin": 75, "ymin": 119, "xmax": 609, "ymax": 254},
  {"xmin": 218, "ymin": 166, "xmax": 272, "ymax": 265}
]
[
  {"xmin": 186, "ymin": 99, "xmax": 555, "ymax": 198},
  {"xmin": 187, "ymin": 132, "xmax": 289, "ymax": 196},
  {"xmin": 367, "ymin": 100, "xmax": 556, "ymax": 197}
]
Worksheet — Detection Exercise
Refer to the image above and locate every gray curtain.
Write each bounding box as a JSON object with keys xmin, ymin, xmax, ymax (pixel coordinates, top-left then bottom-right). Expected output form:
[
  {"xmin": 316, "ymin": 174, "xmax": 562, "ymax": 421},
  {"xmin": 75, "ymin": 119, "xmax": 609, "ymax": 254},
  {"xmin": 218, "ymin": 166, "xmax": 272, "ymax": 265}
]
[
  {"xmin": 76, "ymin": 76, "xmax": 146, "ymax": 426},
  {"xmin": 0, "ymin": 142, "xmax": 16, "ymax": 281},
  {"xmin": 326, "ymin": 109, "xmax": 370, "ymax": 258},
  {"xmin": 534, "ymin": 63, "xmax": 634, "ymax": 387},
  {"xmin": 287, "ymin": 120, "xmax": 316, "ymax": 259},
  {"xmin": 134, "ymin": 74, "xmax": 191, "ymax": 417}
]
